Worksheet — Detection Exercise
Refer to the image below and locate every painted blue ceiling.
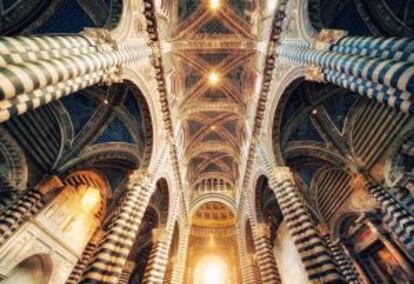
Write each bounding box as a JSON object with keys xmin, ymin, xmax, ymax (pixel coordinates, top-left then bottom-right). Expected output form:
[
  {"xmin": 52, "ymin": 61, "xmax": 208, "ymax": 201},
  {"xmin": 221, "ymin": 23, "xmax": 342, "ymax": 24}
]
[
  {"xmin": 280, "ymin": 81, "xmax": 356, "ymax": 190},
  {"xmin": 99, "ymin": 167, "xmax": 127, "ymax": 192},
  {"xmin": 288, "ymin": 116, "xmax": 323, "ymax": 143},
  {"xmin": 282, "ymin": 82, "xmax": 323, "ymax": 143},
  {"xmin": 0, "ymin": 0, "xmax": 122, "ymax": 35},
  {"xmin": 310, "ymin": 0, "xmax": 414, "ymax": 37},
  {"xmin": 296, "ymin": 165, "xmax": 323, "ymax": 186},
  {"xmin": 282, "ymin": 90, "xmax": 304, "ymax": 129},
  {"xmin": 0, "ymin": 0, "xmax": 50, "ymax": 34},
  {"xmin": 124, "ymin": 92, "xmax": 142, "ymax": 121},
  {"xmin": 95, "ymin": 117, "xmax": 134, "ymax": 144},
  {"xmin": 61, "ymin": 86, "xmax": 145, "ymax": 147},
  {"xmin": 123, "ymin": 91, "xmax": 146, "ymax": 145},
  {"xmin": 328, "ymin": 1, "xmax": 372, "ymax": 36},
  {"xmin": 61, "ymin": 93, "xmax": 98, "ymax": 135},
  {"xmin": 34, "ymin": 0, "xmax": 98, "ymax": 34},
  {"xmin": 282, "ymin": 82, "xmax": 358, "ymax": 143},
  {"xmin": 58, "ymin": 84, "xmax": 149, "ymax": 192},
  {"xmin": 323, "ymin": 92, "xmax": 357, "ymax": 133}
]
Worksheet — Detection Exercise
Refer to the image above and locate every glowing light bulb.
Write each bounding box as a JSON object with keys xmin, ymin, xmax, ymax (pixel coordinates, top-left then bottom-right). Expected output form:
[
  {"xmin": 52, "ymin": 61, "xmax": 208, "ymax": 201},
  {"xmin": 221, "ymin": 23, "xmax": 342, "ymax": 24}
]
[
  {"xmin": 209, "ymin": 0, "xmax": 221, "ymax": 11},
  {"xmin": 208, "ymin": 71, "xmax": 220, "ymax": 86},
  {"xmin": 81, "ymin": 188, "xmax": 100, "ymax": 209}
]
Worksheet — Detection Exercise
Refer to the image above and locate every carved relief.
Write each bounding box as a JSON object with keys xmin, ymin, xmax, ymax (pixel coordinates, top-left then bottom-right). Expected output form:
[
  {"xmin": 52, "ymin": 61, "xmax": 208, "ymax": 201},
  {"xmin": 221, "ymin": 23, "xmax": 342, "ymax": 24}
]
[
  {"xmin": 304, "ymin": 65, "xmax": 325, "ymax": 83},
  {"xmin": 128, "ymin": 170, "xmax": 150, "ymax": 188},
  {"xmin": 81, "ymin": 28, "xmax": 118, "ymax": 51},
  {"xmin": 314, "ymin": 29, "xmax": 348, "ymax": 51},
  {"xmin": 256, "ymin": 223, "xmax": 271, "ymax": 239},
  {"xmin": 285, "ymin": 15, "xmax": 299, "ymax": 38}
]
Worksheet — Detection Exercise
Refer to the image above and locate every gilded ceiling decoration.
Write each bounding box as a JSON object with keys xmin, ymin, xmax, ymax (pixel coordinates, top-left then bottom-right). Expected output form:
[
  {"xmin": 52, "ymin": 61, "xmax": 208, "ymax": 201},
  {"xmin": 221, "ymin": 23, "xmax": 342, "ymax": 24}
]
[
  {"xmin": 170, "ymin": 0, "xmax": 260, "ymax": 194},
  {"xmin": 192, "ymin": 201, "xmax": 235, "ymax": 227}
]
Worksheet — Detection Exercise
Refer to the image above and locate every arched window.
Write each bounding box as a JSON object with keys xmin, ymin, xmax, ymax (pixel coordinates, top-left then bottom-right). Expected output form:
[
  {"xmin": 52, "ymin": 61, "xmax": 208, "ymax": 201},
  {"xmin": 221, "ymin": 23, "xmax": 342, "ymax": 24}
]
[
  {"xmin": 1, "ymin": 254, "xmax": 53, "ymax": 284},
  {"xmin": 254, "ymin": 176, "xmax": 283, "ymax": 241}
]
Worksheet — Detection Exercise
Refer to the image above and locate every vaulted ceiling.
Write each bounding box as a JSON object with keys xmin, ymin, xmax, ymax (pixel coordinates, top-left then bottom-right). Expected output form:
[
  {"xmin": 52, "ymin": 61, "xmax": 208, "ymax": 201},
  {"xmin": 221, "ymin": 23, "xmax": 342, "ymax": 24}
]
[{"xmin": 168, "ymin": 0, "xmax": 267, "ymax": 195}]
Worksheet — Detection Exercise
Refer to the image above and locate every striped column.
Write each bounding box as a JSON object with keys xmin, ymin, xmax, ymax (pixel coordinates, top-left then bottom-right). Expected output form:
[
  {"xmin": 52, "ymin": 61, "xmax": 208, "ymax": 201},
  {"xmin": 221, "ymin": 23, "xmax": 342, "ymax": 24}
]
[
  {"xmin": 118, "ymin": 261, "xmax": 135, "ymax": 284},
  {"xmin": 0, "ymin": 189, "xmax": 42, "ymax": 247},
  {"xmin": 80, "ymin": 173, "xmax": 153, "ymax": 284},
  {"xmin": 0, "ymin": 29, "xmax": 151, "ymax": 122},
  {"xmin": 330, "ymin": 36, "xmax": 414, "ymax": 62},
  {"xmin": 368, "ymin": 183, "xmax": 414, "ymax": 255},
  {"xmin": 269, "ymin": 167, "xmax": 344, "ymax": 283},
  {"xmin": 170, "ymin": 225, "xmax": 190, "ymax": 284},
  {"xmin": 253, "ymin": 223, "xmax": 281, "ymax": 284},
  {"xmin": 162, "ymin": 256, "xmax": 175, "ymax": 284},
  {"xmin": 142, "ymin": 228, "xmax": 170, "ymax": 283},
  {"xmin": 277, "ymin": 32, "xmax": 414, "ymax": 114},
  {"xmin": 236, "ymin": 222, "xmax": 257, "ymax": 284},
  {"xmin": 0, "ymin": 175, "xmax": 63, "ymax": 248},
  {"xmin": 66, "ymin": 230, "xmax": 105, "ymax": 284},
  {"xmin": 390, "ymin": 179, "xmax": 414, "ymax": 214},
  {"xmin": 247, "ymin": 253, "xmax": 261, "ymax": 283},
  {"xmin": 339, "ymin": 243, "xmax": 372, "ymax": 284},
  {"xmin": 319, "ymin": 226, "xmax": 360, "ymax": 283}
]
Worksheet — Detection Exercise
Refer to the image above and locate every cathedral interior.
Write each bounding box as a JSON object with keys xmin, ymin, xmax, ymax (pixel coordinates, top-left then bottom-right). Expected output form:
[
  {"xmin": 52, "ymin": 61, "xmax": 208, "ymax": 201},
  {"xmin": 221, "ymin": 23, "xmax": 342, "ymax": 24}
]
[{"xmin": 0, "ymin": 0, "xmax": 413, "ymax": 283}]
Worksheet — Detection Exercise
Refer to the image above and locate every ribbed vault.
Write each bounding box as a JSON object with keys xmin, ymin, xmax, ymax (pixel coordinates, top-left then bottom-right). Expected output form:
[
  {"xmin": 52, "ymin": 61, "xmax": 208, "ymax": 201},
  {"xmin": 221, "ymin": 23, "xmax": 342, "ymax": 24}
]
[{"xmin": 168, "ymin": 0, "xmax": 265, "ymax": 198}]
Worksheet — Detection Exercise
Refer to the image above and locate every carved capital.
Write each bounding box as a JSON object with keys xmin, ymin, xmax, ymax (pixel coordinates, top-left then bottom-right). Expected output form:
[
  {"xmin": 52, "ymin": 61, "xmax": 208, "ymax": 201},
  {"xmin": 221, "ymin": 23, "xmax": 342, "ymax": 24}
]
[
  {"xmin": 81, "ymin": 28, "xmax": 118, "ymax": 52},
  {"xmin": 38, "ymin": 175, "xmax": 64, "ymax": 195},
  {"xmin": 152, "ymin": 228, "xmax": 166, "ymax": 243},
  {"xmin": 256, "ymin": 223, "xmax": 271, "ymax": 239},
  {"xmin": 91, "ymin": 230, "xmax": 106, "ymax": 244},
  {"xmin": 315, "ymin": 29, "xmax": 348, "ymax": 50},
  {"xmin": 304, "ymin": 65, "xmax": 325, "ymax": 83},
  {"xmin": 273, "ymin": 167, "xmax": 293, "ymax": 182},
  {"xmin": 123, "ymin": 260, "xmax": 136, "ymax": 273},
  {"xmin": 127, "ymin": 170, "xmax": 150, "ymax": 188},
  {"xmin": 102, "ymin": 65, "xmax": 123, "ymax": 86},
  {"xmin": 318, "ymin": 224, "xmax": 330, "ymax": 236}
]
